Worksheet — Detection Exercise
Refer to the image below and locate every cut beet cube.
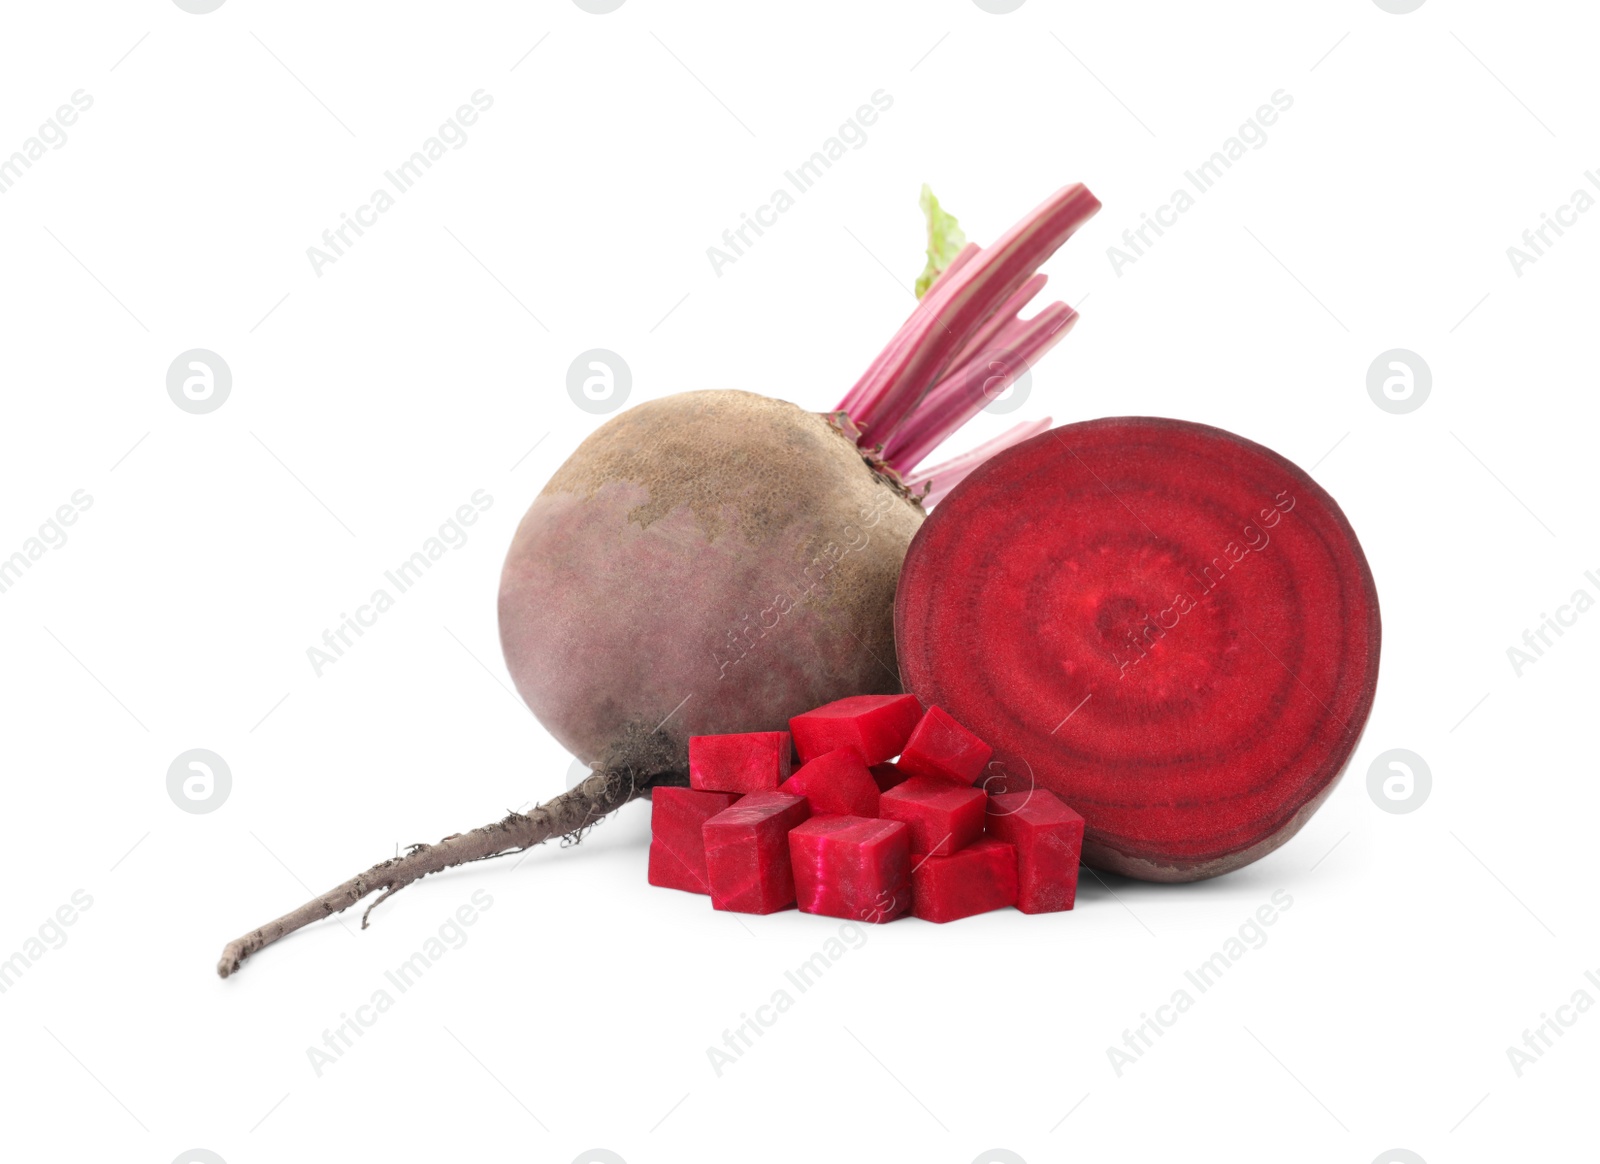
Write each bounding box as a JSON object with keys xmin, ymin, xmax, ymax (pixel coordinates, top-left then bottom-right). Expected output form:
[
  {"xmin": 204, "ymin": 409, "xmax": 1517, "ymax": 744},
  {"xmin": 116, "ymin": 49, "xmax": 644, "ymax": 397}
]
[
  {"xmin": 896, "ymin": 705, "xmax": 993, "ymax": 785},
  {"xmin": 648, "ymin": 787, "xmax": 740, "ymax": 895},
  {"xmin": 702, "ymin": 792, "xmax": 811, "ymax": 914},
  {"xmin": 789, "ymin": 693, "xmax": 924, "ymax": 764},
  {"xmin": 985, "ymin": 790, "xmax": 1085, "ymax": 912},
  {"xmin": 689, "ymin": 731, "xmax": 793, "ymax": 794},
  {"xmin": 778, "ymin": 747, "xmax": 880, "ymax": 817},
  {"xmin": 911, "ymin": 837, "xmax": 1018, "ymax": 923},
  {"xmin": 869, "ymin": 762, "xmax": 910, "ymax": 793},
  {"xmin": 789, "ymin": 815, "xmax": 910, "ymax": 923},
  {"xmin": 878, "ymin": 775, "xmax": 986, "ymax": 856}
]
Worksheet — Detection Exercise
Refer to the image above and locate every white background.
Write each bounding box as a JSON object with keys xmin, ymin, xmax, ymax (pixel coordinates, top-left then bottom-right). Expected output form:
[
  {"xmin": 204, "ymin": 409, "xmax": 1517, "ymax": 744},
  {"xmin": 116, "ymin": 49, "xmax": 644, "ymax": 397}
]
[{"xmin": 0, "ymin": 2, "xmax": 1594, "ymax": 1162}]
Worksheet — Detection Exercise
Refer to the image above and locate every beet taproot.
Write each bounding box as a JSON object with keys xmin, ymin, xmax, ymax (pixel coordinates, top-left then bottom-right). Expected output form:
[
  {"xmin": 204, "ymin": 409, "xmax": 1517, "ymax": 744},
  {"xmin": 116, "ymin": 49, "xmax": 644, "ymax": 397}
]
[{"xmin": 896, "ymin": 417, "xmax": 1380, "ymax": 881}]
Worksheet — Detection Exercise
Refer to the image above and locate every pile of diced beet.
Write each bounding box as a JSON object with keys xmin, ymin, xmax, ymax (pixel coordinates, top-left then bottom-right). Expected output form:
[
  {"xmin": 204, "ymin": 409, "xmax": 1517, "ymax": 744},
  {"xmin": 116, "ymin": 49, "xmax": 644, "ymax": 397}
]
[{"xmin": 647, "ymin": 695, "xmax": 1086, "ymax": 924}]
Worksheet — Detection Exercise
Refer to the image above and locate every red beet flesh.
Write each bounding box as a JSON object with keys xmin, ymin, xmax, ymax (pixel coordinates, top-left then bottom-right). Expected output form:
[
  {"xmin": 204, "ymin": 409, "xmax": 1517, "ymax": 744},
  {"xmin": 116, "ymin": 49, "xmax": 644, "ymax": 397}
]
[
  {"xmin": 986, "ymin": 790, "xmax": 1085, "ymax": 912},
  {"xmin": 896, "ymin": 417, "xmax": 1381, "ymax": 881},
  {"xmin": 648, "ymin": 788, "xmax": 741, "ymax": 894},
  {"xmin": 702, "ymin": 792, "xmax": 812, "ymax": 914},
  {"xmin": 779, "ymin": 747, "xmax": 881, "ymax": 817},
  {"xmin": 789, "ymin": 816, "xmax": 911, "ymax": 923},
  {"xmin": 896, "ymin": 705, "xmax": 994, "ymax": 784},
  {"xmin": 879, "ymin": 776, "xmax": 987, "ymax": 856},
  {"xmin": 789, "ymin": 693, "xmax": 923, "ymax": 765},
  {"xmin": 869, "ymin": 762, "xmax": 910, "ymax": 793},
  {"xmin": 689, "ymin": 731, "xmax": 794, "ymax": 794},
  {"xmin": 910, "ymin": 837, "xmax": 1018, "ymax": 923}
]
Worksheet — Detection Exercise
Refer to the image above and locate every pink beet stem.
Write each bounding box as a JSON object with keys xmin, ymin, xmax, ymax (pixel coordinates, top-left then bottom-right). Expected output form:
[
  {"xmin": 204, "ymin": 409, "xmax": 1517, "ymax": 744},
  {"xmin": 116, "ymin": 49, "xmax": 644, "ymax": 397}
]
[
  {"xmin": 836, "ymin": 243, "xmax": 983, "ymax": 421},
  {"xmin": 914, "ymin": 302, "xmax": 1075, "ymax": 424},
  {"xmin": 842, "ymin": 184, "xmax": 1100, "ymax": 443},
  {"xmin": 883, "ymin": 302, "xmax": 1077, "ymax": 472},
  {"xmin": 929, "ymin": 241, "xmax": 982, "ymax": 293},
  {"xmin": 836, "ymin": 319, "xmax": 915, "ymax": 428},
  {"xmin": 905, "ymin": 417, "xmax": 1054, "ymax": 504},
  {"xmin": 943, "ymin": 273, "xmax": 1048, "ymax": 378}
]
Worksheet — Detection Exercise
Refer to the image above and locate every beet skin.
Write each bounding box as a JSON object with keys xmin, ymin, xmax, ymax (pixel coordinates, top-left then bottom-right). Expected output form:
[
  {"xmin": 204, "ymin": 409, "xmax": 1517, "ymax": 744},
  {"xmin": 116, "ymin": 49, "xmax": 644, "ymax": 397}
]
[{"xmin": 499, "ymin": 390, "xmax": 923, "ymax": 776}]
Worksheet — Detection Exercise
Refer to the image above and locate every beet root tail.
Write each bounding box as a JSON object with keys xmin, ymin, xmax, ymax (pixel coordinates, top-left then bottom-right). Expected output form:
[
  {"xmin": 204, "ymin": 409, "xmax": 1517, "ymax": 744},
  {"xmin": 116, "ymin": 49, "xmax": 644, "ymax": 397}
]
[{"xmin": 216, "ymin": 768, "xmax": 648, "ymax": 978}]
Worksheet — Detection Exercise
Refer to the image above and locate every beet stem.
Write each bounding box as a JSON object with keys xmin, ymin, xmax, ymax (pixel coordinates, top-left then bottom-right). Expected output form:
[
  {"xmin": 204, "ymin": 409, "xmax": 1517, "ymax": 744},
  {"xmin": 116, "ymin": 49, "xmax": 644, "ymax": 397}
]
[
  {"xmin": 843, "ymin": 184, "xmax": 1099, "ymax": 443},
  {"xmin": 941, "ymin": 273, "xmax": 1048, "ymax": 378},
  {"xmin": 928, "ymin": 240, "xmax": 982, "ymax": 293},
  {"xmin": 839, "ymin": 241, "xmax": 984, "ymax": 423},
  {"xmin": 835, "ymin": 245, "xmax": 978, "ymax": 422},
  {"xmin": 883, "ymin": 303, "xmax": 1078, "ymax": 472},
  {"xmin": 905, "ymin": 417, "xmax": 1054, "ymax": 504},
  {"xmin": 215, "ymin": 769, "xmax": 648, "ymax": 978}
]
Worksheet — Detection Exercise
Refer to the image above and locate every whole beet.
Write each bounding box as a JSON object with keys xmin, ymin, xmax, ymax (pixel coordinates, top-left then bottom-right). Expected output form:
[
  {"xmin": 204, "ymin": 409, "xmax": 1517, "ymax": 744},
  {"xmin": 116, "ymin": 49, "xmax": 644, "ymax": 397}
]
[
  {"xmin": 214, "ymin": 185, "xmax": 1096, "ymax": 977},
  {"xmin": 500, "ymin": 390, "xmax": 924, "ymax": 777}
]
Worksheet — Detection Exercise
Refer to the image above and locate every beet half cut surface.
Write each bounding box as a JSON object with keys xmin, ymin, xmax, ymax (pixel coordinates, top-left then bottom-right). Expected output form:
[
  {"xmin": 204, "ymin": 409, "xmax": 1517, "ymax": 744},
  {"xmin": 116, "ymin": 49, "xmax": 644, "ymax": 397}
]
[{"xmin": 896, "ymin": 417, "xmax": 1381, "ymax": 881}]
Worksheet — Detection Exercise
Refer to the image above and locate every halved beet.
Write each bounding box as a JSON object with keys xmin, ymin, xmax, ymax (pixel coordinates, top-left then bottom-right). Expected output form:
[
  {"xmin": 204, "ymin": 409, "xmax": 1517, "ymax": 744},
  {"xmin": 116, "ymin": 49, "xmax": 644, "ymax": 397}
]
[{"xmin": 895, "ymin": 417, "xmax": 1380, "ymax": 881}]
